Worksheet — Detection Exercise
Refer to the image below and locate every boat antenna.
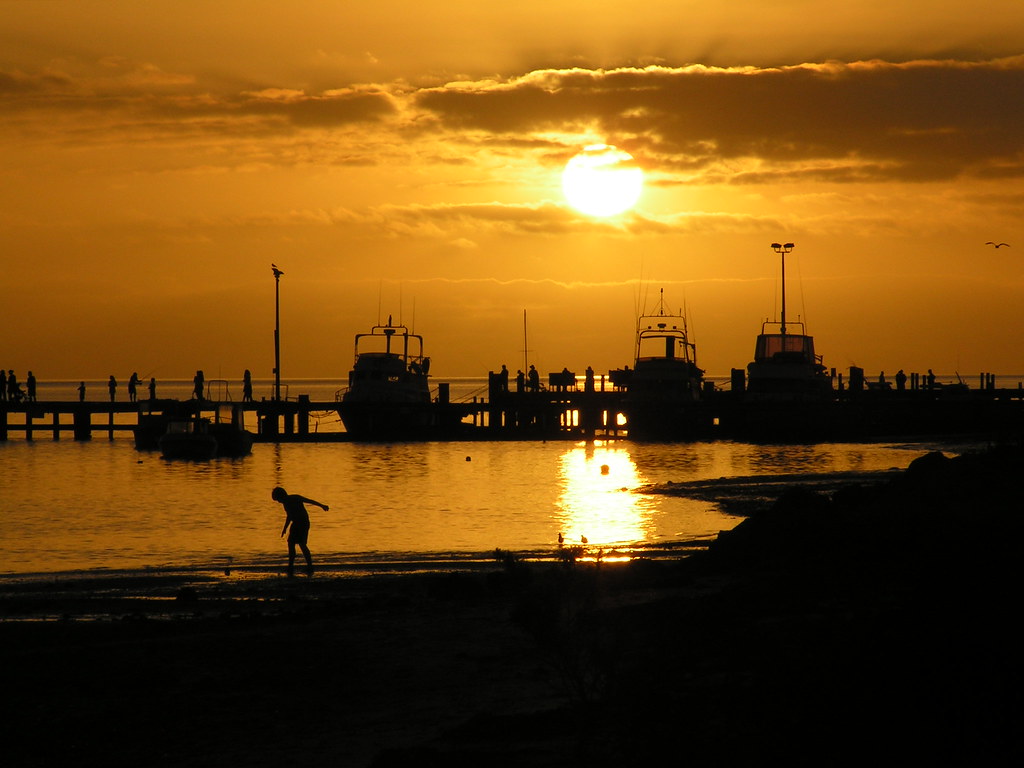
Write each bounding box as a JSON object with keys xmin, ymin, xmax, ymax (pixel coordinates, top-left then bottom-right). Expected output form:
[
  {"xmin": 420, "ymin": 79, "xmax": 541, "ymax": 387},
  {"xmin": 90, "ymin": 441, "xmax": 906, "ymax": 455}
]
[
  {"xmin": 377, "ymin": 280, "xmax": 383, "ymax": 326},
  {"xmin": 771, "ymin": 242, "xmax": 794, "ymax": 335}
]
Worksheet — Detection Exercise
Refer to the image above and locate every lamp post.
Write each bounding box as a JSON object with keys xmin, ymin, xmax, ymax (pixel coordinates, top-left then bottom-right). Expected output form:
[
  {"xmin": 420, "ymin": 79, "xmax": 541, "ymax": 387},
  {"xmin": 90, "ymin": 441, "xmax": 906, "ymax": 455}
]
[
  {"xmin": 272, "ymin": 263, "xmax": 284, "ymax": 401},
  {"xmin": 770, "ymin": 242, "xmax": 794, "ymax": 335}
]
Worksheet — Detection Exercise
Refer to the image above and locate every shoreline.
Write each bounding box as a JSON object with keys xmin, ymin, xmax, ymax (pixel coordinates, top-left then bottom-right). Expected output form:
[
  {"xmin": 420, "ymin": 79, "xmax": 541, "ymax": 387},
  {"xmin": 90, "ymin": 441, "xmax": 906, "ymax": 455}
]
[{"xmin": 3, "ymin": 445, "xmax": 1021, "ymax": 765}]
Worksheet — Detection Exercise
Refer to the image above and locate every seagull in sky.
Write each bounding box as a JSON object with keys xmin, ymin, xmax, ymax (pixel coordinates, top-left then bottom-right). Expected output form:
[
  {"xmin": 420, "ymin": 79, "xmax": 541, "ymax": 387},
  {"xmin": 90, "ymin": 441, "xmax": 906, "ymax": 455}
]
[{"xmin": 985, "ymin": 242, "xmax": 1011, "ymax": 248}]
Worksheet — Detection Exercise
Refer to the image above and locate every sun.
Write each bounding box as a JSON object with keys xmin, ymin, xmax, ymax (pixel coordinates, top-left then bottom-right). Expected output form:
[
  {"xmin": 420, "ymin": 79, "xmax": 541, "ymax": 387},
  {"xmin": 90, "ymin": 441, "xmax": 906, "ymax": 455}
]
[{"xmin": 562, "ymin": 144, "xmax": 643, "ymax": 217}]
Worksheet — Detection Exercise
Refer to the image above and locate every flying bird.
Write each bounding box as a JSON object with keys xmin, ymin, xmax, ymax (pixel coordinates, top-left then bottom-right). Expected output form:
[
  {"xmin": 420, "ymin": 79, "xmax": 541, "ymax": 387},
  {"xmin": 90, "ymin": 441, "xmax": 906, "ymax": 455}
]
[{"xmin": 985, "ymin": 242, "xmax": 1010, "ymax": 248}]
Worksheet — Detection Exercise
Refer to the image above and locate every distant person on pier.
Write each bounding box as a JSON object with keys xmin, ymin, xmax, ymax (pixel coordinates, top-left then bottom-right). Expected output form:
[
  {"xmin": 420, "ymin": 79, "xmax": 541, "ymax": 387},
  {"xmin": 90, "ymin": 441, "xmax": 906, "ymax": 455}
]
[
  {"xmin": 8, "ymin": 371, "xmax": 20, "ymax": 402},
  {"xmin": 528, "ymin": 365, "xmax": 540, "ymax": 392},
  {"xmin": 516, "ymin": 369, "xmax": 525, "ymax": 393},
  {"xmin": 585, "ymin": 365, "xmax": 595, "ymax": 393},
  {"xmin": 148, "ymin": 377, "xmax": 157, "ymax": 400},
  {"xmin": 26, "ymin": 371, "xmax": 36, "ymax": 402},
  {"xmin": 0, "ymin": 369, "xmax": 6, "ymax": 401},
  {"xmin": 878, "ymin": 371, "xmax": 887, "ymax": 389},
  {"xmin": 895, "ymin": 369, "xmax": 907, "ymax": 392},
  {"xmin": 128, "ymin": 372, "xmax": 140, "ymax": 403},
  {"xmin": 78, "ymin": 381, "xmax": 86, "ymax": 402},
  {"xmin": 243, "ymin": 370, "xmax": 253, "ymax": 402},
  {"xmin": 927, "ymin": 369, "xmax": 936, "ymax": 390},
  {"xmin": 192, "ymin": 370, "xmax": 205, "ymax": 400},
  {"xmin": 499, "ymin": 364, "xmax": 509, "ymax": 393},
  {"xmin": 108, "ymin": 375, "xmax": 117, "ymax": 402},
  {"xmin": 273, "ymin": 486, "xmax": 329, "ymax": 577}
]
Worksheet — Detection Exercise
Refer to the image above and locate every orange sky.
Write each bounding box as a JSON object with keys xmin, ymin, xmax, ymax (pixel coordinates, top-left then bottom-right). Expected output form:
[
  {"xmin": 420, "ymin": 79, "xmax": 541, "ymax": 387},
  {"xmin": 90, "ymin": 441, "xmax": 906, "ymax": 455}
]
[{"xmin": 3, "ymin": 2, "xmax": 1024, "ymax": 384}]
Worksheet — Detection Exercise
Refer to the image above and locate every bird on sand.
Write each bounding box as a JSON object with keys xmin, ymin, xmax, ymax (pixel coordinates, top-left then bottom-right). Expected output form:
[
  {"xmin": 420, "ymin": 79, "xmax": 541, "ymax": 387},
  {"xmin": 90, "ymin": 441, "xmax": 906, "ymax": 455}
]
[{"xmin": 986, "ymin": 242, "xmax": 1011, "ymax": 248}]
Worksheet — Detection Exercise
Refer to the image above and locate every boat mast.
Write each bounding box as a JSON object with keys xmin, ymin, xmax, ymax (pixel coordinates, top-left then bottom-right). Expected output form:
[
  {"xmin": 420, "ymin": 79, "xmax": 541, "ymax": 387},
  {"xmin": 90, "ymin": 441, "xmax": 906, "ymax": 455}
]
[{"xmin": 771, "ymin": 242, "xmax": 794, "ymax": 336}]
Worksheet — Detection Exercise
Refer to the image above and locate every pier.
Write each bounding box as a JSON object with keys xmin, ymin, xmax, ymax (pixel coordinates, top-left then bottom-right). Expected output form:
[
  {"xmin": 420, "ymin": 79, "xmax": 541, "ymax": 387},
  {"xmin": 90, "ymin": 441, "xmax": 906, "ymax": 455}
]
[
  {"xmin": 3, "ymin": 369, "xmax": 1024, "ymax": 444},
  {"xmin": 0, "ymin": 376, "xmax": 630, "ymax": 443}
]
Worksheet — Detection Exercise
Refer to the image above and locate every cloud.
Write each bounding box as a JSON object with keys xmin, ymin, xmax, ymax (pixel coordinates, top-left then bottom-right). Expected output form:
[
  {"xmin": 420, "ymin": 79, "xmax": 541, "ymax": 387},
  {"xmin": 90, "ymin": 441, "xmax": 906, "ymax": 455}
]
[{"xmin": 415, "ymin": 58, "xmax": 1024, "ymax": 183}]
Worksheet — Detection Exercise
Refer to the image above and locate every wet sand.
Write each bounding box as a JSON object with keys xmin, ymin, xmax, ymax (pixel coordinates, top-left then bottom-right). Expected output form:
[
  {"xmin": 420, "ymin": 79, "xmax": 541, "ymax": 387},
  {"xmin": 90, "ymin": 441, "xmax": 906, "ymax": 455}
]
[{"xmin": 3, "ymin": 445, "xmax": 1022, "ymax": 766}]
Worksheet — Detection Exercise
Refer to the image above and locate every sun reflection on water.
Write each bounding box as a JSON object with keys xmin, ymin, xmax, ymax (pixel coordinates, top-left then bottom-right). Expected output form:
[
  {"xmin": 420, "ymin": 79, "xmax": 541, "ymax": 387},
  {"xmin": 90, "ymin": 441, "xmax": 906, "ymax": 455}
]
[{"xmin": 554, "ymin": 442, "xmax": 655, "ymax": 549}]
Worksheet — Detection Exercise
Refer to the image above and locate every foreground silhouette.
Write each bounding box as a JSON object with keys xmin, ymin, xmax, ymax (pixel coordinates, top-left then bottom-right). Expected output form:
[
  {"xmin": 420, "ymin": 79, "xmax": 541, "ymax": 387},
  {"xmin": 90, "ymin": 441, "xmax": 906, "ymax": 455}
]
[{"xmin": 273, "ymin": 486, "xmax": 329, "ymax": 577}]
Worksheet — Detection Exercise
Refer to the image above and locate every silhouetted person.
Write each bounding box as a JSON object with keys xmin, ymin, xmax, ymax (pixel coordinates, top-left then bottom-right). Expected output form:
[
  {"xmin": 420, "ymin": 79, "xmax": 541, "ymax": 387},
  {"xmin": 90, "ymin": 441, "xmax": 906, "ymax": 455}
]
[
  {"xmin": 273, "ymin": 486, "xmax": 329, "ymax": 577},
  {"xmin": 516, "ymin": 369, "xmax": 525, "ymax": 393},
  {"xmin": 895, "ymin": 369, "xmax": 907, "ymax": 392},
  {"xmin": 242, "ymin": 370, "xmax": 253, "ymax": 402},
  {"xmin": 108, "ymin": 375, "xmax": 117, "ymax": 402},
  {"xmin": 585, "ymin": 365, "xmax": 595, "ymax": 393},
  {"xmin": 128, "ymin": 372, "xmax": 140, "ymax": 403},
  {"xmin": 26, "ymin": 371, "xmax": 36, "ymax": 402},
  {"xmin": 193, "ymin": 370, "xmax": 205, "ymax": 400},
  {"xmin": 148, "ymin": 377, "xmax": 157, "ymax": 400},
  {"xmin": 499, "ymin": 364, "xmax": 509, "ymax": 393},
  {"xmin": 78, "ymin": 381, "xmax": 86, "ymax": 402},
  {"xmin": 8, "ymin": 372, "xmax": 25, "ymax": 403},
  {"xmin": 878, "ymin": 371, "xmax": 886, "ymax": 388},
  {"xmin": 528, "ymin": 364, "xmax": 540, "ymax": 392},
  {"xmin": 0, "ymin": 369, "xmax": 6, "ymax": 401},
  {"xmin": 927, "ymin": 369, "xmax": 936, "ymax": 390}
]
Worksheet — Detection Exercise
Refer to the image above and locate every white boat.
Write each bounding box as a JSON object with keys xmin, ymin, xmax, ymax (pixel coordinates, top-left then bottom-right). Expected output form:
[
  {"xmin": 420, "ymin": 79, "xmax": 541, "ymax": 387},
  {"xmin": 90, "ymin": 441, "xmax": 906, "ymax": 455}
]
[{"xmin": 337, "ymin": 316, "xmax": 435, "ymax": 439}]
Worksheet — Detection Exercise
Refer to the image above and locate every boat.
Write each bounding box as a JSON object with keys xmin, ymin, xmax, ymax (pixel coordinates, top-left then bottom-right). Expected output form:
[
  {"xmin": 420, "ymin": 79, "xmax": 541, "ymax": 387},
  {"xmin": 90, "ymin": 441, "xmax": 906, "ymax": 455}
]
[
  {"xmin": 156, "ymin": 403, "xmax": 253, "ymax": 460},
  {"xmin": 336, "ymin": 316, "xmax": 437, "ymax": 439},
  {"xmin": 614, "ymin": 290, "xmax": 711, "ymax": 440},
  {"xmin": 158, "ymin": 417, "xmax": 218, "ymax": 460},
  {"xmin": 744, "ymin": 243, "xmax": 833, "ymax": 401}
]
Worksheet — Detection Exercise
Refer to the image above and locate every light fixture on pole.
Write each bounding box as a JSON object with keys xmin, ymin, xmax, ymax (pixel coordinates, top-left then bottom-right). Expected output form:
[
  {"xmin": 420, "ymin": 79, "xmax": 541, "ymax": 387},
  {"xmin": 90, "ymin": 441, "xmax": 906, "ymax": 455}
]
[
  {"xmin": 770, "ymin": 242, "xmax": 794, "ymax": 335},
  {"xmin": 271, "ymin": 264, "xmax": 284, "ymax": 401}
]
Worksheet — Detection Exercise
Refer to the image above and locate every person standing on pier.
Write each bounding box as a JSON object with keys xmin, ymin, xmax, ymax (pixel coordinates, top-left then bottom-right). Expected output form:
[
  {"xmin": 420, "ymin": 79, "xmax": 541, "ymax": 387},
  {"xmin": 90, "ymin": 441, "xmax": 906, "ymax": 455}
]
[
  {"xmin": 895, "ymin": 370, "xmax": 907, "ymax": 392},
  {"xmin": 148, "ymin": 377, "xmax": 157, "ymax": 401},
  {"xmin": 26, "ymin": 372, "xmax": 36, "ymax": 402},
  {"xmin": 128, "ymin": 372, "xmax": 140, "ymax": 403},
  {"xmin": 273, "ymin": 486, "xmax": 329, "ymax": 577},
  {"xmin": 192, "ymin": 370, "xmax": 205, "ymax": 400},
  {"xmin": 108, "ymin": 375, "xmax": 117, "ymax": 402},
  {"xmin": 0, "ymin": 370, "xmax": 6, "ymax": 401},
  {"xmin": 78, "ymin": 381, "xmax": 86, "ymax": 402},
  {"xmin": 8, "ymin": 371, "xmax": 21, "ymax": 402},
  {"xmin": 242, "ymin": 370, "xmax": 253, "ymax": 402}
]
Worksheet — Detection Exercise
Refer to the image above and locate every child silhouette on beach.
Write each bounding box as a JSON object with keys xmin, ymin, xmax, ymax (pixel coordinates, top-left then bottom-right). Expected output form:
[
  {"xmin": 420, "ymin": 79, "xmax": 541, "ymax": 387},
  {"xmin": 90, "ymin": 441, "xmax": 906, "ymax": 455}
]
[{"xmin": 272, "ymin": 486, "xmax": 329, "ymax": 577}]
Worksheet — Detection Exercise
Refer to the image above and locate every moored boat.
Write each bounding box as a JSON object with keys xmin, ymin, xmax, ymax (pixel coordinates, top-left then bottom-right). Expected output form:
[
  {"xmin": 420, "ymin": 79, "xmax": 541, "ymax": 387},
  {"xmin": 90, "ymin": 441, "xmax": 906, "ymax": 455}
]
[
  {"xmin": 614, "ymin": 290, "xmax": 711, "ymax": 440},
  {"xmin": 156, "ymin": 403, "xmax": 253, "ymax": 460},
  {"xmin": 744, "ymin": 243, "xmax": 833, "ymax": 401},
  {"xmin": 158, "ymin": 417, "xmax": 218, "ymax": 460},
  {"xmin": 337, "ymin": 316, "xmax": 436, "ymax": 440}
]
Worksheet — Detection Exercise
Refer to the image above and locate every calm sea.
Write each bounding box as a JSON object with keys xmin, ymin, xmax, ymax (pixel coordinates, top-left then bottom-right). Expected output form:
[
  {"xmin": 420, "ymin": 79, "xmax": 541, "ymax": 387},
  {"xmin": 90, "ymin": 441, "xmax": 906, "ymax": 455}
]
[{"xmin": 0, "ymin": 377, "xmax": 968, "ymax": 577}]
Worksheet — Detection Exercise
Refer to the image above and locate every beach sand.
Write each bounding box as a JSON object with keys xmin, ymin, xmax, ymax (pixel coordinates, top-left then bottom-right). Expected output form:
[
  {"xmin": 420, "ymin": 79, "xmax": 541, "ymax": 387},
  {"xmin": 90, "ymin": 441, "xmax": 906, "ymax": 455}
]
[{"xmin": 3, "ymin": 446, "xmax": 1022, "ymax": 766}]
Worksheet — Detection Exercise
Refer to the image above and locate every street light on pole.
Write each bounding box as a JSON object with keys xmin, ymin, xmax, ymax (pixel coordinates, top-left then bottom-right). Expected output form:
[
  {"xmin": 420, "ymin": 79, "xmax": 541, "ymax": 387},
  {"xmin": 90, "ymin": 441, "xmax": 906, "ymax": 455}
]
[
  {"xmin": 272, "ymin": 264, "xmax": 284, "ymax": 401},
  {"xmin": 770, "ymin": 242, "xmax": 794, "ymax": 335}
]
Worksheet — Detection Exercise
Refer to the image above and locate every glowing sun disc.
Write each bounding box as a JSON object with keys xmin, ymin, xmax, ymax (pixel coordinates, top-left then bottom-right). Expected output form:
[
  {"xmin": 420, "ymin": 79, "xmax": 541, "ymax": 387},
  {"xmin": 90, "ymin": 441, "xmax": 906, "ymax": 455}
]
[{"xmin": 562, "ymin": 144, "xmax": 643, "ymax": 217}]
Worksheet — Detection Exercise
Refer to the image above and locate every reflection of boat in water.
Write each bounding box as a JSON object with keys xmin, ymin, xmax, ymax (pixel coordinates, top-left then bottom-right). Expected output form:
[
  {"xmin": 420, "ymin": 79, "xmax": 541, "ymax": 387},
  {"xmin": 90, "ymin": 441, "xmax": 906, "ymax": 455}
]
[
  {"xmin": 745, "ymin": 243, "xmax": 833, "ymax": 402},
  {"xmin": 613, "ymin": 290, "xmax": 710, "ymax": 440},
  {"xmin": 154, "ymin": 403, "xmax": 254, "ymax": 460},
  {"xmin": 337, "ymin": 316, "xmax": 437, "ymax": 440}
]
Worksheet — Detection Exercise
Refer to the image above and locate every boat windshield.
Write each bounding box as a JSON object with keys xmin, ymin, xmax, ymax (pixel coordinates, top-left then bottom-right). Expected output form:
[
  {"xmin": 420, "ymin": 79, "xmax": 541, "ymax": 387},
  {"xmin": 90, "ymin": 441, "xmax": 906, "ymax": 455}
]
[{"xmin": 755, "ymin": 333, "xmax": 816, "ymax": 363}]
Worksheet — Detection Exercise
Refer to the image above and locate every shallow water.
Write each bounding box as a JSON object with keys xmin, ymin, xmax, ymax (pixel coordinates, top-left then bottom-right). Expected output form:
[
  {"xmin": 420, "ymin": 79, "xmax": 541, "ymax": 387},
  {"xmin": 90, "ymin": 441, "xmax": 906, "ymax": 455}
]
[{"xmin": 0, "ymin": 434, "xmax": 945, "ymax": 576}]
